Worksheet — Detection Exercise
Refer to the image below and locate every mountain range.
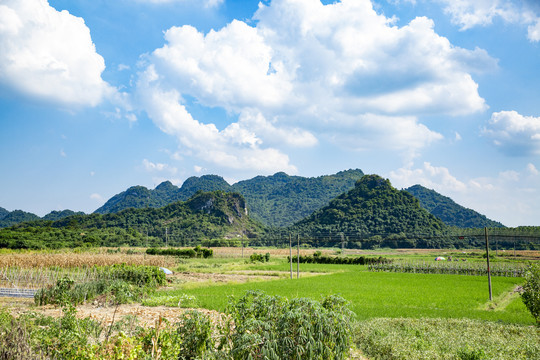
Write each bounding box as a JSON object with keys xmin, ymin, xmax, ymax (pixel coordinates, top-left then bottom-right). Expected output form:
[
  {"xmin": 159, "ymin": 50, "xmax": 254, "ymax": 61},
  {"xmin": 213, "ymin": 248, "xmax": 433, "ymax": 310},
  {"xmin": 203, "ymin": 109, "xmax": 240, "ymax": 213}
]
[
  {"xmin": 292, "ymin": 175, "xmax": 445, "ymax": 237},
  {"xmin": 404, "ymin": 185, "xmax": 504, "ymax": 228},
  {"xmin": 1, "ymin": 169, "xmax": 504, "ymax": 230},
  {"xmin": 0, "ymin": 191, "xmax": 262, "ymax": 249},
  {"xmin": 95, "ymin": 169, "xmax": 366, "ymax": 227},
  {"xmin": 0, "ymin": 208, "xmax": 84, "ymax": 228}
]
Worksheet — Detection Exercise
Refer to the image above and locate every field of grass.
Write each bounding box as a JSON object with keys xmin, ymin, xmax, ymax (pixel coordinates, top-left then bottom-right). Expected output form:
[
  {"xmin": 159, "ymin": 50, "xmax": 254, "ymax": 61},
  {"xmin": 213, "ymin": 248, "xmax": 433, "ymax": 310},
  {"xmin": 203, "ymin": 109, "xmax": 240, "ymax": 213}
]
[
  {"xmin": 150, "ymin": 257, "xmax": 534, "ymax": 325},
  {"xmin": 0, "ymin": 247, "xmax": 538, "ymax": 359}
]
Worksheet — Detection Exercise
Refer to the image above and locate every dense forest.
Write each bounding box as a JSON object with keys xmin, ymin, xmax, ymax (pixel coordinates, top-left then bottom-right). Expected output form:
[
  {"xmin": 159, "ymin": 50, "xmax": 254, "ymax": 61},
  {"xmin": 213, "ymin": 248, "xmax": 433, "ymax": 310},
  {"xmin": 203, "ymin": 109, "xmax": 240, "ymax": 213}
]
[
  {"xmin": 2, "ymin": 170, "xmax": 538, "ymax": 251},
  {"xmin": 0, "ymin": 208, "xmax": 84, "ymax": 228},
  {"xmin": 404, "ymin": 185, "xmax": 504, "ymax": 228},
  {"xmin": 285, "ymin": 175, "xmax": 448, "ymax": 248},
  {"xmin": 0, "ymin": 191, "xmax": 264, "ymax": 250},
  {"xmin": 94, "ymin": 169, "xmax": 365, "ymax": 227}
]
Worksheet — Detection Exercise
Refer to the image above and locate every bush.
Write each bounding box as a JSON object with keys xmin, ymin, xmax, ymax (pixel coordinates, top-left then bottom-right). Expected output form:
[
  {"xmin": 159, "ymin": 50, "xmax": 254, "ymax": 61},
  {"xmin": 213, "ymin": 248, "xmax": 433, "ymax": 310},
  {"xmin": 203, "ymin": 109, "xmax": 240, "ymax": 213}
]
[
  {"xmin": 288, "ymin": 254, "xmax": 390, "ymax": 265},
  {"xmin": 34, "ymin": 265, "xmax": 166, "ymax": 306},
  {"xmin": 249, "ymin": 252, "xmax": 270, "ymax": 262},
  {"xmin": 521, "ymin": 262, "xmax": 540, "ymax": 325},
  {"xmin": 227, "ymin": 291, "xmax": 353, "ymax": 360},
  {"xmin": 146, "ymin": 246, "xmax": 213, "ymax": 258}
]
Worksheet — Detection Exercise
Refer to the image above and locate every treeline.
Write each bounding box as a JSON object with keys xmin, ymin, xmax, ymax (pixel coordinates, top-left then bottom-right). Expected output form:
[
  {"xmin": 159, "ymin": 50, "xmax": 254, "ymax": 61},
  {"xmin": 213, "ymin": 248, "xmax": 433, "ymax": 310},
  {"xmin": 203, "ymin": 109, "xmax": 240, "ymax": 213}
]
[
  {"xmin": 146, "ymin": 246, "xmax": 213, "ymax": 258},
  {"xmin": 0, "ymin": 191, "xmax": 264, "ymax": 250},
  {"xmin": 288, "ymin": 253, "xmax": 391, "ymax": 265}
]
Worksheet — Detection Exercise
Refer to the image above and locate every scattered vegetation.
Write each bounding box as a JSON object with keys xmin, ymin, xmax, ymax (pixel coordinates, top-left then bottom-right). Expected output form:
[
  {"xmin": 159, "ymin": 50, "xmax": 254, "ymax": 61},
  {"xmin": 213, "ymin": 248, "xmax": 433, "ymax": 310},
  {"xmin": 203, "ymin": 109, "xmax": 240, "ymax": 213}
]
[
  {"xmin": 0, "ymin": 291, "xmax": 354, "ymax": 360},
  {"xmin": 354, "ymin": 317, "xmax": 539, "ymax": 359},
  {"xmin": 146, "ymin": 245, "xmax": 213, "ymax": 258},
  {"xmin": 521, "ymin": 262, "xmax": 540, "ymax": 325},
  {"xmin": 290, "ymin": 252, "xmax": 390, "ymax": 265},
  {"xmin": 369, "ymin": 260, "xmax": 526, "ymax": 277},
  {"xmin": 249, "ymin": 252, "xmax": 270, "ymax": 262},
  {"xmin": 34, "ymin": 265, "xmax": 166, "ymax": 306}
]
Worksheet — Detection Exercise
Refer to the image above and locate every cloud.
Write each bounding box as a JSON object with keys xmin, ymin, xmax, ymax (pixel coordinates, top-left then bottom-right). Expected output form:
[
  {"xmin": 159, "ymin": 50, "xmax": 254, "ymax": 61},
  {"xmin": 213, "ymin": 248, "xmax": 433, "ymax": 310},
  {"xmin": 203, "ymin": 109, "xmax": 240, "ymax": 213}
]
[
  {"xmin": 90, "ymin": 193, "xmax": 104, "ymax": 203},
  {"xmin": 136, "ymin": 69, "xmax": 297, "ymax": 174},
  {"xmin": 0, "ymin": 0, "xmax": 114, "ymax": 106},
  {"xmin": 137, "ymin": 0, "xmax": 493, "ymax": 173},
  {"xmin": 133, "ymin": 0, "xmax": 224, "ymax": 8},
  {"xmin": 142, "ymin": 159, "xmax": 178, "ymax": 174},
  {"xmin": 390, "ymin": 162, "xmax": 467, "ymax": 192},
  {"xmin": 389, "ymin": 162, "xmax": 540, "ymax": 226},
  {"xmin": 527, "ymin": 163, "xmax": 539, "ymax": 176},
  {"xmin": 436, "ymin": 0, "xmax": 540, "ymax": 41},
  {"xmin": 482, "ymin": 110, "xmax": 540, "ymax": 156}
]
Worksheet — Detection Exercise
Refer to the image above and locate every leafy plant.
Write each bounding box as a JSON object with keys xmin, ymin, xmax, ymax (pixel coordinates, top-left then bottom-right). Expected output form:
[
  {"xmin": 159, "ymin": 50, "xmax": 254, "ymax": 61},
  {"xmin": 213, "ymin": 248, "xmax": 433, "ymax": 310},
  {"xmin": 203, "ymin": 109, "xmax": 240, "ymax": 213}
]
[
  {"xmin": 227, "ymin": 291, "xmax": 353, "ymax": 360},
  {"xmin": 521, "ymin": 262, "xmax": 540, "ymax": 325}
]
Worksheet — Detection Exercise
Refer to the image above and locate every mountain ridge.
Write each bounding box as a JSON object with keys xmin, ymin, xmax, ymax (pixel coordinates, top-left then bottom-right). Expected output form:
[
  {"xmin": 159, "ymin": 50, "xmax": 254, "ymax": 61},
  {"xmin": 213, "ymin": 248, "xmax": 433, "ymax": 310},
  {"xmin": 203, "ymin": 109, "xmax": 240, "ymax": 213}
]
[{"xmin": 404, "ymin": 185, "xmax": 504, "ymax": 228}]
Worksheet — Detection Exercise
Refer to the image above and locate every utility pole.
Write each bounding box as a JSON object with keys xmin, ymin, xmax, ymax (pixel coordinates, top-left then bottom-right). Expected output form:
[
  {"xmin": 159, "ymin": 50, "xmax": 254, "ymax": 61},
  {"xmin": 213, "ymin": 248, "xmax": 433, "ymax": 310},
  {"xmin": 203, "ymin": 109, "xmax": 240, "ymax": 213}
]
[
  {"xmin": 165, "ymin": 227, "xmax": 168, "ymax": 247},
  {"xmin": 297, "ymin": 234, "xmax": 300, "ymax": 279},
  {"xmin": 341, "ymin": 233, "xmax": 344, "ymax": 257},
  {"xmin": 485, "ymin": 227, "xmax": 493, "ymax": 301},
  {"xmin": 289, "ymin": 234, "xmax": 293, "ymax": 279}
]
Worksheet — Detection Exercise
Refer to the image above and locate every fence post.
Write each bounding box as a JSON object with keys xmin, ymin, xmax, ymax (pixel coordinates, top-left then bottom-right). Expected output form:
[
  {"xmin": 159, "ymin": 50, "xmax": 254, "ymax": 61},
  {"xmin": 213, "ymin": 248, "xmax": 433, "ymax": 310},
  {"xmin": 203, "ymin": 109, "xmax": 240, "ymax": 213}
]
[
  {"xmin": 297, "ymin": 234, "xmax": 300, "ymax": 279},
  {"xmin": 289, "ymin": 234, "xmax": 293, "ymax": 279},
  {"xmin": 485, "ymin": 227, "xmax": 493, "ymax": 301}
]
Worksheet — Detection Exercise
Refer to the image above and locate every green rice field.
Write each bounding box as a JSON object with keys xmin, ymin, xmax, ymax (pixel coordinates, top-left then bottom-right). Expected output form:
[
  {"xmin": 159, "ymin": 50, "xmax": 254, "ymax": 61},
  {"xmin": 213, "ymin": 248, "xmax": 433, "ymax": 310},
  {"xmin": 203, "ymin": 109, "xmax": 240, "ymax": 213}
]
[{"xmin": 149, "ymin": 258, "xmax": 534, "ymax": 325}]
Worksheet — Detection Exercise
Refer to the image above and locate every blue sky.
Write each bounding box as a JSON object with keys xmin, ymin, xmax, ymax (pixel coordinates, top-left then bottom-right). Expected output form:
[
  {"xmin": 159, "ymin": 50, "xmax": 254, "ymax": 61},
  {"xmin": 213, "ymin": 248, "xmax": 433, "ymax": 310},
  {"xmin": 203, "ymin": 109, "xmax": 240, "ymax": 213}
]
[{"xmin": 1, "ymin": 0, "xmax": 539, "ymax": 227}]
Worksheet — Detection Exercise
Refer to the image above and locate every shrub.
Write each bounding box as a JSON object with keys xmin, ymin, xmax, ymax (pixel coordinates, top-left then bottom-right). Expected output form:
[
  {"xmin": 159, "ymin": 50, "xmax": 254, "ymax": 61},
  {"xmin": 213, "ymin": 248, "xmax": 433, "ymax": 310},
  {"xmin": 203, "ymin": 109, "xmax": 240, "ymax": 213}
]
[
  {"xmin": 288, "ymin": 254, "xmax": 390, "ymax": 265},
  {"xmin": 146, "ymin": 246, "xmax": 213, "ymax": 258},
  {"xmin": 227, "ymin": 291, "xmax": 353, "ymax": 360},
  {"xmin": 34, "ymin": 265, "xmax": 166, "ymax": 306},
  {"xmin": 177, "ymin": 310, "xmax": 214, "ymax": 359},
  {"xmin": 249, "ymin": 252, "xmax": 270, "ymax": 262},
  {"xmin": 521, "ymin": 262, "xmax": 540, "ymax": 325}
]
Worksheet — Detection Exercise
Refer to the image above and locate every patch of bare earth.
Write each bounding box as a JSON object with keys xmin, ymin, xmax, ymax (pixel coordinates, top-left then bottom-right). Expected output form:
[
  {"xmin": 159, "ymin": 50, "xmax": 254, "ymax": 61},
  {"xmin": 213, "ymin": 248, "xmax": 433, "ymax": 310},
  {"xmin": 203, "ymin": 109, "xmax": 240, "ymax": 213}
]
[{"xmin": 168, "ymin": 271, "xmax": 278, "ymax": 284}]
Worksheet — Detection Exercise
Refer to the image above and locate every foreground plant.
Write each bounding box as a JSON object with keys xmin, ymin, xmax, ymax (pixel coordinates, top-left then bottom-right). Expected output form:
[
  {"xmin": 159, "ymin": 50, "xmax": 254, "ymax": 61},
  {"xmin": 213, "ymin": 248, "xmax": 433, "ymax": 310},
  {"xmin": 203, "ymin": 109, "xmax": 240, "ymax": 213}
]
[
  {"xmin": 521, "ymin": 262, "xmax": 540, "ymax": 325},
  {"xmin": 354, "ymin": 317, "xmax": 540, "ymax": 360}
]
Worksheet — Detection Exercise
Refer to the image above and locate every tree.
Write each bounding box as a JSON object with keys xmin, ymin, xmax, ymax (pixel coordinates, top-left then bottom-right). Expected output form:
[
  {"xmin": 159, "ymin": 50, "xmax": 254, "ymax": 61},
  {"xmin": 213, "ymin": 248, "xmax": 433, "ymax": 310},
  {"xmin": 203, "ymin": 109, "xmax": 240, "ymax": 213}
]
[{"xmin": 521, "ymin": 263, "xmax": 540, "ymax": 325}]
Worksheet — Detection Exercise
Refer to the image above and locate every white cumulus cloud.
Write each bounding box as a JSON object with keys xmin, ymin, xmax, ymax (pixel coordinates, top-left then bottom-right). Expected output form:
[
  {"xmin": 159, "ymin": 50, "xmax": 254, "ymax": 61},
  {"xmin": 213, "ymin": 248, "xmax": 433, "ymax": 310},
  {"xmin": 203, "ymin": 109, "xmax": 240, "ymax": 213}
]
[
  {"xmin": 483, "ymin": 110, "xmax": 540, "ymax": 156},
  {"xmin": 133, "ymin": 0, "xmax": 223, "ymax": 8},
  {"xmin": 137, "ymin": 0, "xmax": 494, "ymax": 174},
  {"xmin": 0, "ymin": 0, "xmax": 114, "ymax": 106},
  {"xmin": 436, "ymin": 0, "xmax": 540, "ymax": 42},
  {"xmin": 136, "ymin": 68, "xmax": 297, "ymax": 174}
]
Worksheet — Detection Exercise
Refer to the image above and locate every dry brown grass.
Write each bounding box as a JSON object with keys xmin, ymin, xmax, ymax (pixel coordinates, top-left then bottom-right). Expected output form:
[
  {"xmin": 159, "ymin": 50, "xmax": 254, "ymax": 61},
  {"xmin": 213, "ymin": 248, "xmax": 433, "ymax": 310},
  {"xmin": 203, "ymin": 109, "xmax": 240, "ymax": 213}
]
[
  {"xmin": 211, "ymin": 247, "xmax": 337, "ymax": 258},
  {"xmin": 0, "ymin": 253, "xmax": 177, "ymax": 269}
]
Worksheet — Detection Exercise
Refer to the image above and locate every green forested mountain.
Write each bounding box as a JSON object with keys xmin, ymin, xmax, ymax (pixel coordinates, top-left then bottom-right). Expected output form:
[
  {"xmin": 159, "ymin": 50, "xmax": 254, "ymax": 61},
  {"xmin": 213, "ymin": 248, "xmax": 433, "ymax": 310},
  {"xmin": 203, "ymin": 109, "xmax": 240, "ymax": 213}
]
[
  {"xmin": 93, "ymin": 170, "xmax": 365, "ymax": 227},
  {"xmin": 0, "ymin": 210, "xmax": 40, "ymax": 228},
  {"xmin": 0, "ymin": 207, "xmax": 8, "ymax": 220},
  {"xmin": 94, "ymin": 176, "xmax": 232, "ymax": 214},
  {"xmin": 290, "ymin": 175, "xmax": 446, "ymax": 246},
  {"xmin": 0, "ymin": 191, "xmax": 264, "ymax": 249},
  {"xmin": 404, "ymin": 185, "xmax": 504, "ymax": 228},
  {"xmin": 42, "ymin": 210, "xmax": 85, "ymax": 221},
  {"xmin": 0, "ymin": 208, "xmax": 84, "ymax": 228},
  {"xmin": 233, "ymin": 169, "xmax": 364, "ymax": 226}
]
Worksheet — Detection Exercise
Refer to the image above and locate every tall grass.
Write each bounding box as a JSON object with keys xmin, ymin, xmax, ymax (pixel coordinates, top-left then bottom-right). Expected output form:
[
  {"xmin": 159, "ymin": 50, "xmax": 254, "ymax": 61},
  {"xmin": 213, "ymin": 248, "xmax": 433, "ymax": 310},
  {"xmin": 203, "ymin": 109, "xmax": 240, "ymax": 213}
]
[{"xmin": 0, "ymin": 253, "xmax": 176, "ymax": 268}]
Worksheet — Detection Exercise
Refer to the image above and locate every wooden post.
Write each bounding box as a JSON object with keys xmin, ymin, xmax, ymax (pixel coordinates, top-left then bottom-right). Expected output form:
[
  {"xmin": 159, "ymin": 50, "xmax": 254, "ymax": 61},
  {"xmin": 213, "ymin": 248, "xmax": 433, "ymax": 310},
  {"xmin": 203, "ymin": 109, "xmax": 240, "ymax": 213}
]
[
  {"xmin": 485, "ymin": 227, "xmax": 493, "ymax": 301},
  {"xmin": 289, "ymin": 234, "xmax": 293, "ymax": 279},
  {"xmin": 341, "ymin": 233, "xmax": 344, "ymax": 257},
  {"xmin": 297, "ymin": 234, "xmax": 300, "ymax": 279}
]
